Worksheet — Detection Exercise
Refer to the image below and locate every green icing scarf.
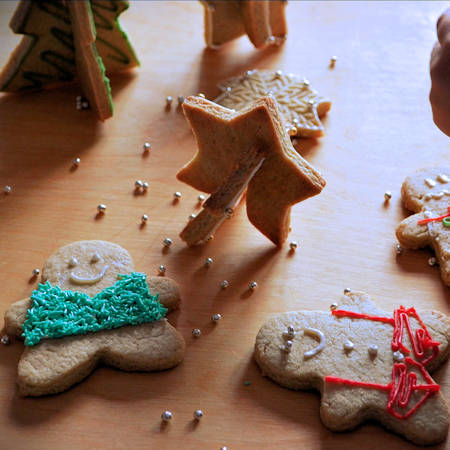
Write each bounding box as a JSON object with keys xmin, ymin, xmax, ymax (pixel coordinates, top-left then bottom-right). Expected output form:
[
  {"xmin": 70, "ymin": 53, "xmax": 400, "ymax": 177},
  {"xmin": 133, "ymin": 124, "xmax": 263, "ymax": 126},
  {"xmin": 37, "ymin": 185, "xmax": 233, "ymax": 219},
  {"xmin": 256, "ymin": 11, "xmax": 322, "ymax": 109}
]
[{"xmin": 22, "ymin": 272, "xmax": 167, "ymax": 346}]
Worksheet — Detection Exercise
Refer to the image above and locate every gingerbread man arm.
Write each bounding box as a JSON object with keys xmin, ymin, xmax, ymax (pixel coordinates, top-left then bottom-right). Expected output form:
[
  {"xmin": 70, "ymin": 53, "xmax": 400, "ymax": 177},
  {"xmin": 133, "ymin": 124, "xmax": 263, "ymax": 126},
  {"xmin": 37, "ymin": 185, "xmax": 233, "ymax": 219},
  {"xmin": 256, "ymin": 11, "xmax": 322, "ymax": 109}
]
[{"xmin": 395, "ymin": 212, "xmax": 431, "ymax": 249}]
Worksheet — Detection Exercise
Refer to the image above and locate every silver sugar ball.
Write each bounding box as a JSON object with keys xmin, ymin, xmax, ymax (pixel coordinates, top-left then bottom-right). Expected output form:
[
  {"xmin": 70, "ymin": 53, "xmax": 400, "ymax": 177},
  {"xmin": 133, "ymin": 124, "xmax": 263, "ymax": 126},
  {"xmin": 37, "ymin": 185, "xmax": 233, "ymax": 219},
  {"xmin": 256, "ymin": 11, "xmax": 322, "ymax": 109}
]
[
  {"xmin": 166, "ymin": 96, "xmax": 173, "ymax": 105},
  {"xmin": 141, "ymin": 214, "xmax": 149, "ymax": 223},
  {"xmin": 97, "ymin": 204, "xmax": 107, "ymax": 213},
  {"xmin": 4, "ymin": 185, "xmax": 11, "ymax": 194},
  {"xmin": 1, "ymin": 335, "xmax": 10, "ymax": 345},
  {"xmin": 220, "ymin": 280, "xmax": 229, "ymax": 289},
  {"xmin": 163, "ymin": 237, "xmax": 173, "ymax": 247},
  {"xmin": 428, "ymin": 257, "xmax": 437, "ymax": 267},
  {"xmin": 177, "ymin": 95, "xmax": 185, "ymax": 105},
  {"xmin": 143, "ymin": 142, "xmax": 151, "ymax": 152},
  {"xmin": 368, "ymin": 344, "xmax": 378, "ymax": 358},
  {"xmin": 158, "ymin": 265, "xmax": 166, "ymax": 274},
  {"xmin": 396, "ymin": 244, "xmax": 403, "ymax": 255},
  {"xmin": 343, "ymin": 288, "xmax": 352, "ymax": 294},
  {"xmin": 287, "ymin": 326, "xmax": 296, "ymax": 338},
  {"xmin": 73, "ymin": 157, "xmax": 81, "ymax": 166},
  {"xmin": 193, "ymin": 410, "xmax": 203, "ymax": 420},
  {"xmin": 330, "ymin": 302, "xmax": 339, "ymax": 311},
  {"xmin": 249, "ymin": 281, "xmax": 258, "ymax": 290},
  {"xmin": 393, "ymin": 351, "xmax": 404, "ymax": 362},
  {"xmin": 384, "ymin": 191, "xmax": 392, "ymax": 200},
  {"xmin": 289, "ymin": 241, "xmax": 298, "ymax": 250},
  {"xmin": 211, "ymin": 313, "xmax": 222, "ymax": 323},
  {"xmin": 192, "ymin": 328, "xmax": 201, "ymax": 337},
  {"xmin": 143, "ymin": 181, "xmax": 149, "ymax": 190},
  {"xmin": 161, "ymin": 411, "xmax": 172, "ymax": 421},
  {"xmin": 135, "ymin": 180, "xmax": 144, "ymax": 189},
  {"xmin": 189, "ymin": 213, "xmax": 196, "ymax": 220},
  {"xmin": 32, "ymin": 268, "xmax": 40, "ymax": 276},
  {"xmin": 198, "ymin": 194, "xmax": 206, "ymax": 202},
  {"xmin": 343, "ymin": 340, "xmax": 354, "ymax": 352},
  {"xmin": 204, "ymin": 257, "xmax": 213, "ymax": 267},
  {"xmin": 173, "ymin": 191, "xmax": 182, "ymax": 199}
]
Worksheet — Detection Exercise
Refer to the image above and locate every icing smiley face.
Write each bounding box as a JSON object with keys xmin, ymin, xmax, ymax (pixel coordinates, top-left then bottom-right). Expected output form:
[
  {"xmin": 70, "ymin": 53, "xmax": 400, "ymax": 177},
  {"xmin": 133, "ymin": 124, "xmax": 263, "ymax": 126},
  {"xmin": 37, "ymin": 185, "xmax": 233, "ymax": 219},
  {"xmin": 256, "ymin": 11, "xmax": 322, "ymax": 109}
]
[
  {"xmin": 68, "ymin": 252, "xmax": 109, "ymax": 286},
  {"xmin": 41, "ymin": 240, "xmax": 134, "ymax": 296}
]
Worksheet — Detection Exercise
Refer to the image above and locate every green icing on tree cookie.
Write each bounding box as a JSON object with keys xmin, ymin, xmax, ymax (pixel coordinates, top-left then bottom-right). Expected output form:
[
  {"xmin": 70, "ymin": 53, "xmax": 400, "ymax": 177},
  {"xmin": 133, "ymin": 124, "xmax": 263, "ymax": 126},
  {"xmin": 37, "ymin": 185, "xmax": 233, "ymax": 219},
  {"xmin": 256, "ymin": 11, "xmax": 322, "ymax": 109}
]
[
  {"xmin": 0, "ymin": 0, "xmax": 138, "ymax": 92},
  {"xmin": 22, "ymin": 272, "xmax": 167, "ymax": 346}
]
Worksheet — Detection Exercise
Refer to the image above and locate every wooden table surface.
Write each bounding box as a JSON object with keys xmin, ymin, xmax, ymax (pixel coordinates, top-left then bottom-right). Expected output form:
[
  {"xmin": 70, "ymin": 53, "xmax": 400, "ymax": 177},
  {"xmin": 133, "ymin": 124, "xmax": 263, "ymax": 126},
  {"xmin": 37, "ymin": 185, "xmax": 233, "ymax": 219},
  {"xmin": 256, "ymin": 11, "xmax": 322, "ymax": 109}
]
[{"xmin": 0, "ymin": 1, "xmax": 449, "ymax": 449}]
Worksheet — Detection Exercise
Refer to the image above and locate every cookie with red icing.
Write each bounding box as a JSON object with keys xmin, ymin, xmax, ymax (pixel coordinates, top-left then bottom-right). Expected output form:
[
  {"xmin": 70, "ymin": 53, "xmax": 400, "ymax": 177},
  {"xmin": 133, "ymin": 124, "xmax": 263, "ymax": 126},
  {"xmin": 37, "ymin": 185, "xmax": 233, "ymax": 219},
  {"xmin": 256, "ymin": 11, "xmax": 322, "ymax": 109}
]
[
  {"xmin": 254, "ymin": 290, "xmax": 450, "ymax": 445},
  {"xmin": 396, "ymin": 167, "xmax": 450, "ymax": 286}
]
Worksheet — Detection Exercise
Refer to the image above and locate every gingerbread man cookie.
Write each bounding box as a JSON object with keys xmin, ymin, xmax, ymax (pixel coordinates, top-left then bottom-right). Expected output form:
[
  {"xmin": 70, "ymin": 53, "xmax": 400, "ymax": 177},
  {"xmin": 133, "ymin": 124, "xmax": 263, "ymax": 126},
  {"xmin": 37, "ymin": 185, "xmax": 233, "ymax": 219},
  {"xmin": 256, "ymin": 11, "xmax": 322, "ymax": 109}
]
[
  {"xmin": 395, "ymin": 167, "xmax": 450, "ymax": 286},
  {"xmin": 4, "ymin": 240, "xmax": 185, "ymax": 396},
  {"xmin": 255, "ymin": 291, "xmax": 450, "ymax": 445}
]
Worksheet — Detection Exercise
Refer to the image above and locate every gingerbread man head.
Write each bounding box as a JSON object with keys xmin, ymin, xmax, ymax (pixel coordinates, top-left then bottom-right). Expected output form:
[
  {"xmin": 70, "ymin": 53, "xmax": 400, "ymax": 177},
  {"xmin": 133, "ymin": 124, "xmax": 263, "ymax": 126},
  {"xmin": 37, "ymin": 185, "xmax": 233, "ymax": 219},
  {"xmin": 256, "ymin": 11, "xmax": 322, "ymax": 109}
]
[{"xmin": 395, "ymin": 167, "xmax": 450, "ymax": 286}]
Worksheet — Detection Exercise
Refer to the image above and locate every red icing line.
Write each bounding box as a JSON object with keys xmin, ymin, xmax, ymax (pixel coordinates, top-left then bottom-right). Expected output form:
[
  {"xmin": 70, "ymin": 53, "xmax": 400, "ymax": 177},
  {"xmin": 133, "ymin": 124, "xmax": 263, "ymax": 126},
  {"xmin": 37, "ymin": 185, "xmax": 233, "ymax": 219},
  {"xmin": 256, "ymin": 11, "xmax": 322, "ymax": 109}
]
[
  {"xmin": 417, "ymin": 206, "xmax": 450, "ymax": 225},
  {"xmin": 332, "ymin": 306, "xmax": 440, "ymax": 365},
  {"xmin": 328, "ymin": 306, "xmax": 441, "ymax": 419},
  {"xmin": 325, "ymin": 358, "xmax": 440, "ymax": 420}
]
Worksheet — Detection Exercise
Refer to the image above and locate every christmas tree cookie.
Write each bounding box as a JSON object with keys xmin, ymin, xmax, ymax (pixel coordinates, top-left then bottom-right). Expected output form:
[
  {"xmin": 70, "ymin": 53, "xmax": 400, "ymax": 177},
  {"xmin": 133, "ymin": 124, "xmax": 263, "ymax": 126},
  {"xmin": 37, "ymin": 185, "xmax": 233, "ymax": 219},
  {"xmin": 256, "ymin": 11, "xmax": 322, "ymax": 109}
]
[
  {"xmin": 0, "ymin": 0, "xmax": 139, "ymax": 120},
  {"xmin": 4, "ymin": 240, "xmax": 184, "ymax": 396}
]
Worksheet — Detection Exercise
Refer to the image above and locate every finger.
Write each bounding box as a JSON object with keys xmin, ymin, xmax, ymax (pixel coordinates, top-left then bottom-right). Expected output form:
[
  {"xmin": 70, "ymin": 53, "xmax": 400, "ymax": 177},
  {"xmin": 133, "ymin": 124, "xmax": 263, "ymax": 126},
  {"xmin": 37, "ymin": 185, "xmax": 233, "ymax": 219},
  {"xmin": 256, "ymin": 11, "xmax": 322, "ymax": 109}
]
[{"xmin": 437, "ymin": 8, "xmax": 450, "ymax": 47}]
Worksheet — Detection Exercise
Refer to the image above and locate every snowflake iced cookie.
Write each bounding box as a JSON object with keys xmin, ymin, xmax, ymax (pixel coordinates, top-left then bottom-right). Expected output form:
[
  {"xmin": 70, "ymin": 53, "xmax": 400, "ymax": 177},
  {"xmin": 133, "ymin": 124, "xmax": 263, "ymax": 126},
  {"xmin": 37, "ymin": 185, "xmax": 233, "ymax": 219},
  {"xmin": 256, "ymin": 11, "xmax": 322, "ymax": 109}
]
[
  {"xmin": 215, "ymin": 69, "xmax": 331, "ymax": 138},
  {"xmin": 254, "ymin": 291, "xmax": 450, "ymax": 445},
  {"xmin": 0, "ymin": 0, "xmax": 139, "ymax": 120},
  {"xmin": 4, "ymin": 240, "xmax": 185, "ymax": 396},
  {"xmin": 395, "ymin": 167, "xmax": 450, "ymax": 286},
  {"xmin": 201, "ymin": 0, "xmax": 287, "ymax": 49}
]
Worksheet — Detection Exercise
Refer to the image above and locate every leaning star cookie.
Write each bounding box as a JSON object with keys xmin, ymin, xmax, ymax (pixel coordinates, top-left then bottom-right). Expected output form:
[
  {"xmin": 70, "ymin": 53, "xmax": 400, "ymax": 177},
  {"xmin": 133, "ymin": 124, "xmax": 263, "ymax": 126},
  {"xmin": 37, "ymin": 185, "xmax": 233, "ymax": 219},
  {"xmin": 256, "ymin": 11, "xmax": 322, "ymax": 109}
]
[
  {"xmin": 215, "ymin": 69, "xmax": 331, "ymax": 138},
  {"xmin": 4, "ymin": 240, "xmax": 185, "ymax": 396},
  {"xmin": 395, "ymin": 167, "xmax": 450, "ymax": 286},
  {"xmin": 0, "ymin": 0, "xmax": 138, "ymax": 120},
  {"xmin": 201, "ymin": 0, "xmax": 287, "ymax": 49},
  {"xmin": 177, "ymin": 95, "xmax": 326, "ymax": 246},
  {"xmin": 254, "ymin": 291, "xmax": 450, "ymax": 445}
]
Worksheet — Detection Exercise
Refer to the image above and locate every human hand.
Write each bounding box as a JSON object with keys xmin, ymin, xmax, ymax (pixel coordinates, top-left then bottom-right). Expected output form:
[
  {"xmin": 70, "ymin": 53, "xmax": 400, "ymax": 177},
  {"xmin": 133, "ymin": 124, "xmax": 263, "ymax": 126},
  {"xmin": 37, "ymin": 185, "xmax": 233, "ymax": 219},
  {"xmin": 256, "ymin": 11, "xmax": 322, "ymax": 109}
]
[{"xmin": 430, "ymin": 9, "xmax": 450, "ymax": 137}]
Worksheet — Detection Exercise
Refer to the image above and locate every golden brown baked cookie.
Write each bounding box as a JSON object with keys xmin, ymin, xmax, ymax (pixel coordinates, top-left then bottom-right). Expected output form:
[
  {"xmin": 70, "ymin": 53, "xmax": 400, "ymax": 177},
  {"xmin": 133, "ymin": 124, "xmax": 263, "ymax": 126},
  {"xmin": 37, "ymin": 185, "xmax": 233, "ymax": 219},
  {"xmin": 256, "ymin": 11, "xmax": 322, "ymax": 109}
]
[
  {"xmin": 177, "ymin": 95, "xmax": 326, "ymax": 246},
  {"xmin": 395, "ymin": 167, "xmax": 450, "ymax": 286},
  {"xmin": 201, "ymin": 0, "xmax": 287, "ymax": 49},
  {"xmin": 215, "ymin": 69, "xmax": 331, "ymax": 138},
  {"xmin": 4, "ymin": 240, "xmax": 185, "ymax": 396},
  {"xmin": 255, "ymin": 290, "xmax": 450, "ymax": 445}
]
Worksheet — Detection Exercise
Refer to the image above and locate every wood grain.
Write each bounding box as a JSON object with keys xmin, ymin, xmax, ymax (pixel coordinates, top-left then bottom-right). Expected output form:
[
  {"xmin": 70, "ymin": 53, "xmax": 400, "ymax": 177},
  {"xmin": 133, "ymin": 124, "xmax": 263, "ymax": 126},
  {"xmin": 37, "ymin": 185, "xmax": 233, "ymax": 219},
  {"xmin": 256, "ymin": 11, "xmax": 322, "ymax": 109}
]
[{"xmin": 0, "ymin": 1, "xmax": 449, "ymax": 449}]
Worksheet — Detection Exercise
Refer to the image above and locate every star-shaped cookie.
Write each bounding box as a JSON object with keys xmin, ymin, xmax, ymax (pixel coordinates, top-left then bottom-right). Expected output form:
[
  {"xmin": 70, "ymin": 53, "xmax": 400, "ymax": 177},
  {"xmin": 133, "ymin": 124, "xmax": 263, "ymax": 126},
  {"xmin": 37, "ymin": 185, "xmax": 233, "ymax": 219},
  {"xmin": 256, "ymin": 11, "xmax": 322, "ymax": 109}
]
[
  {"xmin": 201, "ymin": 0, "xmax": 287, "ymax": 49},
  {"xmin": 4, "ymin": 240, "xmax": 185, "ymax": 396},
  {"xmin": 215, "ymin": 69, "xmax": 331, "ymax": 138},
  {"xmin": 177, "ymin": 95, "xmax": 326, "ymax": 246},
  {"xmin": 255, "ymin": 291, "xmax": 450, "ymax": 445},
  {"xmin": 395, "ymin": 167, "xmax": 450, "ymax": 286}
]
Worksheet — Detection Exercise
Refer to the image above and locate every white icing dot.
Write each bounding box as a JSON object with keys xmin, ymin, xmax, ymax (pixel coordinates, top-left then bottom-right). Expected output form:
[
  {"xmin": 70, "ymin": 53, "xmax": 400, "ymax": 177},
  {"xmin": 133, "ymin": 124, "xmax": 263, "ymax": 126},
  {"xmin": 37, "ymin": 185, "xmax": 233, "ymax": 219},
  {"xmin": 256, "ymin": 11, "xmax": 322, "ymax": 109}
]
[
  {"xmin": 68, "ymin": 257, "xmax": 78, "ymax": 268},
  {"xmin": 91, "ymin": 253, "xmax": 101, "ymax": 263},
  {"xmin": 343, "ymin": 340, "xmax": 354, "ymax": 352},
  {"xmin": 393, "ymin": 351, "xmax": 404, "ymax": 362},
  {"xmin": 432, "ymin": 191, "xmax": 444, "ymax": 199},
  {"xmin": 437, "ymin": 174, "xmax": 449, "ymax": 183},
  {"xmin": 425, "ymin": 178, "xmax": 436, "ymax": 188}
]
